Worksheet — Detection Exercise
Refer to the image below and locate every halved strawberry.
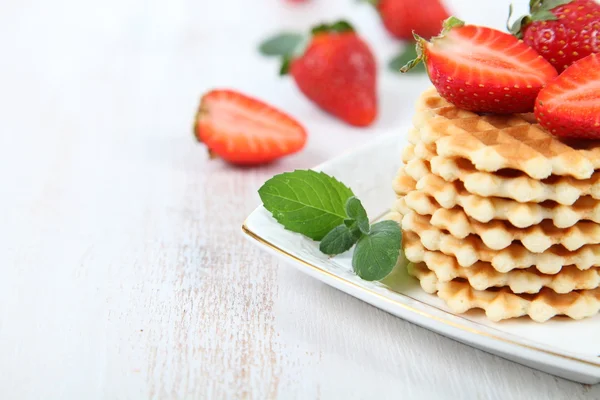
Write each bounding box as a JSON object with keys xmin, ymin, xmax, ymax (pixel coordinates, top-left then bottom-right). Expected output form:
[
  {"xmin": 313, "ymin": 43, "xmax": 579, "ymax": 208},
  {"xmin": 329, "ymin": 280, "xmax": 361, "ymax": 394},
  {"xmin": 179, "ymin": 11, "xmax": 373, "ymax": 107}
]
[
  {"xmin": 194, "ymin": 90, "xmax": 307, "ymax": 165},
  {"xmin": 535, "ymin": 54, "xmax": 600, "ymax": 139},
  {"xmin": 401, "ymin": 17, "xmax": 558, "ymax": 114}
]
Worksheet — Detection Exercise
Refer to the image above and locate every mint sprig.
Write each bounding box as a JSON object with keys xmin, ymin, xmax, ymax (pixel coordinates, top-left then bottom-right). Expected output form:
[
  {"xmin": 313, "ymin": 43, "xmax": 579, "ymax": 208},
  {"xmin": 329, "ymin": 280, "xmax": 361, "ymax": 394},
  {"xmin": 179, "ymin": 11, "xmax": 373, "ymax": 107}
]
[
  {"xmin": 258, "ymin": 170, "xmax": 402, "ymax": 281},
  {"xmin": 319, "ymin": 196, "xmax": 366, "ymax": 255}
]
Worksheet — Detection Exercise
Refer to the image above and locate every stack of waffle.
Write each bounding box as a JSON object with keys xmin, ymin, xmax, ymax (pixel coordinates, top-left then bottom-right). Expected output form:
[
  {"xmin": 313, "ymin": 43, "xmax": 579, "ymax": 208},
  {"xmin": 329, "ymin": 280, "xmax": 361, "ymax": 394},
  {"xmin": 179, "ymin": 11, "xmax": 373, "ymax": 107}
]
[{"xmin": 391, "ymin": 87, "xmax": 600, "ymax": 322}]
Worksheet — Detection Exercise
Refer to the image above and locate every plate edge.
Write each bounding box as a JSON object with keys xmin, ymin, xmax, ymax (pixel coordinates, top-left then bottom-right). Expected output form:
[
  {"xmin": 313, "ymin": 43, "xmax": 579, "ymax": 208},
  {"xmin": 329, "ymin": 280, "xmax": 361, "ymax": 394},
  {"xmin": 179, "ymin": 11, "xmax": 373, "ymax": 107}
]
[{"xmin": 241, "ymin": 219, "xmax": 600, "ymax": 370}]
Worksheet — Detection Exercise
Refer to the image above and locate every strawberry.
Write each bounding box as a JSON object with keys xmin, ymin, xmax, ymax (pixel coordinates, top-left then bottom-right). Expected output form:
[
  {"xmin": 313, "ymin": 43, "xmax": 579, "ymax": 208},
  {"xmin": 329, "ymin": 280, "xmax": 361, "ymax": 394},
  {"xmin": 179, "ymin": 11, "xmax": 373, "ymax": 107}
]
[
  {"xmin": 365, "ymin": 0, "xmax": 450, "ymax": 40},
  {"xmin": 194, "ymin": 90, "xmax": 307, "ymax": 165},
  {"xmin": 401, "ymin": 17, "xmax": 558, "ymax": 114},
  {"xmin": 508, "ymin": 0, "xmax": 600, "ymax": 71},
  {"xmin": 259, "ymin": 21, "xmax": 377, "ymax": 127},
  {"xmin": 535, "ymin": 54, "xmax": 600, "ymax": 139}
]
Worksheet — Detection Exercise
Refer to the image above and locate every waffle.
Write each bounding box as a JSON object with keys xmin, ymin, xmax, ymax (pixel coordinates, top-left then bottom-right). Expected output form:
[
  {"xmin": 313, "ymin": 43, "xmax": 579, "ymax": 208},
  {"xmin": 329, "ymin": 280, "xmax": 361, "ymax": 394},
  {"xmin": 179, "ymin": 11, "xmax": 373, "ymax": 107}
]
[
  {"xmin": 402, "ymin": 143, "xmax": 600, "ymax": 206},
  {"xmin": 408, "ymin": 263, "xmax": 600, "ymax": 322},
  {"xmin": 394, "ymin": 167, "xmax": 600, "ymax": 229},
  {"xmin": 396, "ymin": 198, "xmax": 600, "ymax": 252},
  {"xmin": 404, "ymin": 241, "xmax": 600, "ymax": 294},
  {"xmin": 394, "ymin": 212, "xmax": 600, "ymax": 274},
  {"xmin": 414, "ymin": 87, "xmax": 600, "ymax": 180}
]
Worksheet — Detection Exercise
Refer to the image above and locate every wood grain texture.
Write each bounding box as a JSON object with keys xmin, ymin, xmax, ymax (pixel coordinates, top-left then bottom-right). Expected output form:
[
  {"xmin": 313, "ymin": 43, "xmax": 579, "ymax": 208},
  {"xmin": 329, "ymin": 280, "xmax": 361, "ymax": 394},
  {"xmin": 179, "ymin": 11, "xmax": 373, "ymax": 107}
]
[{"xmin": 0, "ymin": 0, "xmax": 599, "ymax": 398}]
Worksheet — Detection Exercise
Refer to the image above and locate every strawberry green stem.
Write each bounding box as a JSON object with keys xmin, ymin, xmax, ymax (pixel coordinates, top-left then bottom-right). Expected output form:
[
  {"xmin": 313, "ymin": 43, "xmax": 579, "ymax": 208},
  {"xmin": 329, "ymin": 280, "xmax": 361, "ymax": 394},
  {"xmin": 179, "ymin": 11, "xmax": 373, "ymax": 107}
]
[
  {"xmin": 508, "ymin": 0, "xmax": 573, "ymax": 38},
  {"xmin": 311, "ymin": 20, "xmax": 355, "ymax": 35},
  {"xmin": 359, "ymin": 0, "xmax": 378, "ymax": 6},
  {"xmin": 399, "ymin": 36, "xmax": 426, "ymax": 73},
  {"xmin": 279, "ymin": 57, "xmax": 292, "ymax": 76},
  {"xmin": 439, "ymin": 16, "xmax": 465, "ymax": 35},
  {"xmin": 400, "ymin": 16, "xmax": 465, "ymax": 73}
]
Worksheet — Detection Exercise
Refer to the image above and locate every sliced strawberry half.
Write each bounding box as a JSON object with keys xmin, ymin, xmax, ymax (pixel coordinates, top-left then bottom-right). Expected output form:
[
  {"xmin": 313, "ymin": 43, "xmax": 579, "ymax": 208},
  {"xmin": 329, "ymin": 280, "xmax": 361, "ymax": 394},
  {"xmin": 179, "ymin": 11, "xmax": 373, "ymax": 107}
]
[
  {"xmin": 535, "ymin": 54, "xmax": 600, "ymax": 139},
  {"xmin": 194, "ymin": 90, "xmax": 307, "ymax": 165},
  {"xmin": 401, "ymin": 17, "xmax": 558, "ymax": 114}
]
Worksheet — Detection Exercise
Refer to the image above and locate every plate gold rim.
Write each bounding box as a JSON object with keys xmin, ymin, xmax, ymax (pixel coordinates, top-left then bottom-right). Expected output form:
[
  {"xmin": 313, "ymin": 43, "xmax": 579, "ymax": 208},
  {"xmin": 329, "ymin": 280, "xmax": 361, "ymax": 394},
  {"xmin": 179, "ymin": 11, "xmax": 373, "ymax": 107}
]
[{"xmin": 242, "ymin": 220, "xmax": 600, "ymax": 369}]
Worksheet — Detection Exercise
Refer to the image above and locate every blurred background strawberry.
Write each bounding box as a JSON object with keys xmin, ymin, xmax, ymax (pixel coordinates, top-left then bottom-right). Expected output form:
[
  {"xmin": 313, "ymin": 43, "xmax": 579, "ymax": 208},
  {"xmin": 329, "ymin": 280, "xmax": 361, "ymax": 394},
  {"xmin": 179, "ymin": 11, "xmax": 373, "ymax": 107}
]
[
  {"xmin": 374, "ymin": 0, "xmax": 454, "ymax": 74},
  {"xmin": 363, "ymin": 0, "xmax": 451, "ymax": 40},
  {"xmin": 260, "ymin": 21, "xmax": 378, "ymax": 127}
]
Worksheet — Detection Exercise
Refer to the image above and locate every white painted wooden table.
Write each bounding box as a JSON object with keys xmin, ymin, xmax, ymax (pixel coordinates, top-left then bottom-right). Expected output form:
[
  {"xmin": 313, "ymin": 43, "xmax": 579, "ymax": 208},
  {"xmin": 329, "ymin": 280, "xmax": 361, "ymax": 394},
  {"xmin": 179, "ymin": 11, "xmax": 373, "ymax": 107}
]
[{"xmin": 1, "ymin": 0, "xmax": 599, "ymax": 398}]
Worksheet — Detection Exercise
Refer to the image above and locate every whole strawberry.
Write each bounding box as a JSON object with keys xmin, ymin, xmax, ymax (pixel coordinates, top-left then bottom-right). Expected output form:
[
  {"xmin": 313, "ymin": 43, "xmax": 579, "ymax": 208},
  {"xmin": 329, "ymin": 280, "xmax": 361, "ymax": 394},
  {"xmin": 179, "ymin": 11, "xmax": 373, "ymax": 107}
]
[
  {"xmin": 366, "ymin": 0, "xmax": 450, "ymax": 40},
  {"xmin": 402, "ymin": 17, "xmax": 557, "ymax": 114},
  {"xmin": 509, "ymin": 0, "xmax": 600, "ymax": 71},
  {"xmin": 260, "ymin": 21, "xmax": 377, "ymax": 127},
  {"xmin": 535, "ymin": 54, "xmax": 600, "ymax": 139}
]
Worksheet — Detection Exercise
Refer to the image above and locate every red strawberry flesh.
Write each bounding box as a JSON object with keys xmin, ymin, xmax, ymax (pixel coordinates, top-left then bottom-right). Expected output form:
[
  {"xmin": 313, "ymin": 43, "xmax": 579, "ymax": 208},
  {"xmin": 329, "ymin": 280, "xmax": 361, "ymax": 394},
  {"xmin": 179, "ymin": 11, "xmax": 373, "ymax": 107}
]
[
  {"xmin": 405, "ymin": 18, "xmax": 558, "ymax": 114},
  {"xmin": 535, "ymin": 54, "xmax": 600, "ymax": 139},
  {"xmin": 195, "ymin": 90, "xmax": 307, "ymax": 165}
]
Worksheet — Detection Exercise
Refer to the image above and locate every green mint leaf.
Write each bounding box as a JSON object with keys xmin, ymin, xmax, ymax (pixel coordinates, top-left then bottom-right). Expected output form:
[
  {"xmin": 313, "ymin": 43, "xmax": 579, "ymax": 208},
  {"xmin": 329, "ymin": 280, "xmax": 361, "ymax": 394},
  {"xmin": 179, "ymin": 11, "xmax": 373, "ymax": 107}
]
[
  {"xmin": 258, "ymin": 170, "xmax": 355, "ymax": 241},
  {"xmin": 259, "ymin": 33, "xmax": 304, "ymax": 57},
  {"xmin": 319, "ymin": 224, "xmax": 361, "ymax": 255},
  {"xmin": 345, "ymin": 196, "xmax": 369, "ymax": 235},
  {"xmin": 391, "ymin": 43, "xmax": 425, "ymax": 74},
  {"xmin": 352, "ymin": 220, "xmax": 402, "ymax": 281}
]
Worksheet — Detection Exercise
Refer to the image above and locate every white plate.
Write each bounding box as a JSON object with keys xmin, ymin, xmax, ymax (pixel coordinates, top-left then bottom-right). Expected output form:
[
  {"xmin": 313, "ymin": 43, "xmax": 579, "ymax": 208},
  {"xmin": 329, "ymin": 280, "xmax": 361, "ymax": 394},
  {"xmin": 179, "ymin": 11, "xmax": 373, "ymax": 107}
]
[{"xmin": 242, "ymin": 133, "xmax": 600, "ymax": 384}]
